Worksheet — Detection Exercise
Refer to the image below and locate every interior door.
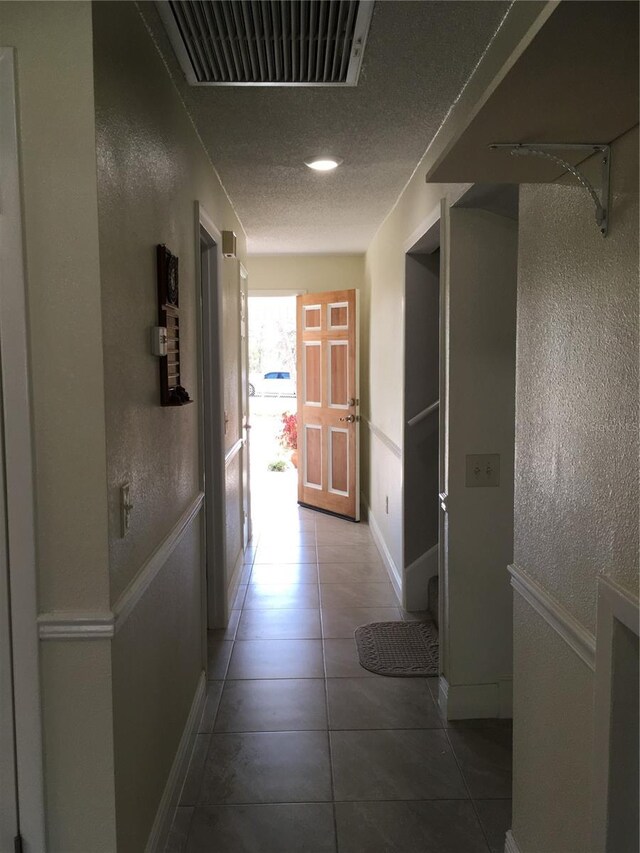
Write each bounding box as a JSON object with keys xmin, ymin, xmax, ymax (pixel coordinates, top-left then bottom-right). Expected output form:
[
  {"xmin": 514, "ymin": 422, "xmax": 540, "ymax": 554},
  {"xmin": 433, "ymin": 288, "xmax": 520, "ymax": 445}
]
[
  {"xmin": 239, "ymin": 267, "xmax": 252, "ymax": 547},
  {"xmin": 297, "ymin": 289, "xmax": 360, "ymax": 520}
]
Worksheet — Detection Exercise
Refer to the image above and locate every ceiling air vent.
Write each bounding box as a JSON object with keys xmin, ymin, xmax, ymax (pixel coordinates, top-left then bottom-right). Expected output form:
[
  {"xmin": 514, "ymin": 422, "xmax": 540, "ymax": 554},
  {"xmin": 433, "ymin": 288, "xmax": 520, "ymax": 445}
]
[{"xmin": 156, "ymin": 0, "xmax": 374, "ymax": 86}]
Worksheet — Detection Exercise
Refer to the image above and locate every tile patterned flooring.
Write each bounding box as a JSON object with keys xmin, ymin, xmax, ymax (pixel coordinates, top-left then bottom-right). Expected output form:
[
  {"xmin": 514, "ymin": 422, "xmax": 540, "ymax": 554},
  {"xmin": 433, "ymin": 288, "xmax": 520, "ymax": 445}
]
[{"xmin": 166, "ymin": 503, "xmax": 512, "ymax": 852}]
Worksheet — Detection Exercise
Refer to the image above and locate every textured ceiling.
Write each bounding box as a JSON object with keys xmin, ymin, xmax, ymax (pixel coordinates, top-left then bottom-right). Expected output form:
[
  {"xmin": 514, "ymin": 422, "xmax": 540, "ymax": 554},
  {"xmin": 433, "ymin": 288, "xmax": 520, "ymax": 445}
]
[{"xmin": 142, "ymin": 1, "xmax": 510, "ymax": 253}]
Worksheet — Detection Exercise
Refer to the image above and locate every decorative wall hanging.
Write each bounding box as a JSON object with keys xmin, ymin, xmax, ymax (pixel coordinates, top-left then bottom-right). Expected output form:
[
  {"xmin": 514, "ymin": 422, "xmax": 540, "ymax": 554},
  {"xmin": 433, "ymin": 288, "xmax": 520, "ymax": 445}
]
[{"xmin": 156, "ymin": 244, "xmax": 193, "ymax": 406}]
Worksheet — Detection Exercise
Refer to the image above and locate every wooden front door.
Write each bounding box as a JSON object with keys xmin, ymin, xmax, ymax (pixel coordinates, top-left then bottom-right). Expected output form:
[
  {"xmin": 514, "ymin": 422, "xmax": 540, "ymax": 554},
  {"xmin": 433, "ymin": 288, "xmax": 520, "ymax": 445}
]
[{"xmin": 296, "ymin": 289, "xmax": 359, "ymax": 520}]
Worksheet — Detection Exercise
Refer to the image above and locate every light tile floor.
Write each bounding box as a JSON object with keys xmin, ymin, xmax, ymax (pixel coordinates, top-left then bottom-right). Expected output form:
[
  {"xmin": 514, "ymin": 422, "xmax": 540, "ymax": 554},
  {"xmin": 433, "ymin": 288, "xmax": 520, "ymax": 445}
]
[{"xmin": 166, "ymin": 502, "xmax": 512, "ymax": 852}]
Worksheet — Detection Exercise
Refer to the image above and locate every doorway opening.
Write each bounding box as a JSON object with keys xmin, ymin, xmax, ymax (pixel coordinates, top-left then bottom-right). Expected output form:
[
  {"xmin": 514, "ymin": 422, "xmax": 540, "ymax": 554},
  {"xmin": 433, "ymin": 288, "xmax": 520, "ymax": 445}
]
[
  {"xmin": 403, "ymin": 224, "xmax": 441, "ymax": 625},
  {"xmin": 248, "ymin": 294, "xmax": 299, "ymax": 522},
  {"xmin": 402, "ymin": 184, "xmax": 520, "ymax": 725}
]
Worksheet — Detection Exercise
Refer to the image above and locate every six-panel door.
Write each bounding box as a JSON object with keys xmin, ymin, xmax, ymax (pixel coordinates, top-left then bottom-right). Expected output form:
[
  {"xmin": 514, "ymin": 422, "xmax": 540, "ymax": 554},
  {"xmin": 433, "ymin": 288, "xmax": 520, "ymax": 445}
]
[{"xmin": 296, "ymin": 289, "xmax": 359, "ymax": 520}]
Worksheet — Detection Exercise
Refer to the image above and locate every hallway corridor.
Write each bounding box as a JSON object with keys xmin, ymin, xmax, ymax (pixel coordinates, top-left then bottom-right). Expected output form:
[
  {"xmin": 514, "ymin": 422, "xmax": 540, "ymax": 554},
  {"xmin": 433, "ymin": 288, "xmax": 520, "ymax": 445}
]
[{"xmin": 167, "ymin": 500, "xmax": 512, "ymax": 852}]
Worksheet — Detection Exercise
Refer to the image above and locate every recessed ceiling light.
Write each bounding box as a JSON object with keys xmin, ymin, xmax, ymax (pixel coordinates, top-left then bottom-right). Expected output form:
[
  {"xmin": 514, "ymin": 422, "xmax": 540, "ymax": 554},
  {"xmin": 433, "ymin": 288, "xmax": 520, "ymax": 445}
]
[{"xmin": 305, "ymin": 157, "xmax": 342, "ymax": 172}]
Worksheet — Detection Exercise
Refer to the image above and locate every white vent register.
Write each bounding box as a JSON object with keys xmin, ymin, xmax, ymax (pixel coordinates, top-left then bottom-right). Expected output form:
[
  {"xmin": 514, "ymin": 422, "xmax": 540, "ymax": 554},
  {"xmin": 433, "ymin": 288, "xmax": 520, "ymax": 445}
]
[{"xmin": 156, "ymin": 0, "xmax": 374, "ymax": 86}]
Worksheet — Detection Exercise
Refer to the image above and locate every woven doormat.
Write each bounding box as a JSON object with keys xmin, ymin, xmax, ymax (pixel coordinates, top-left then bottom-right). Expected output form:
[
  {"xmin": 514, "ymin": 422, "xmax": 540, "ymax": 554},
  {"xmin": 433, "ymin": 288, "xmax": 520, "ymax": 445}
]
[{"xmin": 354, "ymin": 620, "xmax": 439, "ymax": 677}]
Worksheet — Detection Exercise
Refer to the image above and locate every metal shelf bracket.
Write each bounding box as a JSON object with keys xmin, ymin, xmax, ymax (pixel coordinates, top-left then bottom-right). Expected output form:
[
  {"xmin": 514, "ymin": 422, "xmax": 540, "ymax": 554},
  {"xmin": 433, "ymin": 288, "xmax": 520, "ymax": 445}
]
[{"xmin": 489, "ymin": 143, "xmax": 611, "ymax": 236}]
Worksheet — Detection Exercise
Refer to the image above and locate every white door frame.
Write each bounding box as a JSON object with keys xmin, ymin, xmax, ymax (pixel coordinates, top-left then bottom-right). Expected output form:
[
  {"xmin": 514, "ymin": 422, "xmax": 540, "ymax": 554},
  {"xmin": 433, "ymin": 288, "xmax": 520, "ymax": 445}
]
[
  {"xmin": 195, "ymin": 203, "xmax": 228, "ymax": 629},
  {"xmin": 438, "ymin": 197, "xmax": 450, "ymax": 681},
  {"xmin": 0, "ymin": 47, "xmax": 46, "ymax": 851},
  {"xmin": 401, "ymin": 211, "xmax": 441, "ymax": 612},
  {"xmin": 239, "ymin": 265, "xmax": 252, "ymax": 547}
]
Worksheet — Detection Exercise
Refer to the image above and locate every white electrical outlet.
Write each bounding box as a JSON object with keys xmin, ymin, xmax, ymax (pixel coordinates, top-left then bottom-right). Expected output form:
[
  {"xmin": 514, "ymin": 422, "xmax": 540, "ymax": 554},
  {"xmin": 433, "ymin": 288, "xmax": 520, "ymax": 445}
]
[{"xmin": 121, "ymin": 483, "xmax": 133, "ymax": 536}]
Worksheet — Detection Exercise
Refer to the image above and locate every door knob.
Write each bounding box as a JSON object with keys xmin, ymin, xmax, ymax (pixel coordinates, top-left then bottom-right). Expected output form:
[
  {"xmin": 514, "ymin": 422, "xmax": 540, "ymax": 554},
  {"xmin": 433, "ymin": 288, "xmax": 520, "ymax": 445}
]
[
  {"xmin": 339, "ymin": 414, "xmax": 356, "ymax": 423},
  {"xmin": 348, "ymin": 397, "xmax": 358, "ymax": 407}
]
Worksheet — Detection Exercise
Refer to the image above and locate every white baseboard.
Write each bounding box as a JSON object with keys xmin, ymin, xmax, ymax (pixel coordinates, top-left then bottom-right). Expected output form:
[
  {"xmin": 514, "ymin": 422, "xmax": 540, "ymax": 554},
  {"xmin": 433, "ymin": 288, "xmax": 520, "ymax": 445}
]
[
  {"xmin": 439, "ymin": 675, "xmax": 513, "ymax": 720},
  {"xmin": 365, "ymin": 499, "xmax": 402, "ymax": 605},
  {"xmin": 404, "ymin": 544, "xmax": 438, "ymax": 611},
  {"xmin": 145, "ymin": 671, "xmax": 206, "ymax": 853},
  {"xmin": 505, "ymin": 829, "xmax": 522, "ymax": 853}
]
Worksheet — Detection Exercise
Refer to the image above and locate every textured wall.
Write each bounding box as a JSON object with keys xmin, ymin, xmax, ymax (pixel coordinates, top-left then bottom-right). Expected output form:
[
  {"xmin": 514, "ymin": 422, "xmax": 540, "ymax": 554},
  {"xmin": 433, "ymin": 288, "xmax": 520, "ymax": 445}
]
[
  {"xmin": 94, "ymin": 1, "xmax": 228, "ymax": 601},
  {"xmin": 93, "ymin": 1, "xmax": 246, "ymax": 847},
  {"xmin": 512, "ymin": 126, "xmax": 639, "ymax": 851},
  {"xmin": 514, "ymin": 135, "xmax": 639, "ymax": 633}
]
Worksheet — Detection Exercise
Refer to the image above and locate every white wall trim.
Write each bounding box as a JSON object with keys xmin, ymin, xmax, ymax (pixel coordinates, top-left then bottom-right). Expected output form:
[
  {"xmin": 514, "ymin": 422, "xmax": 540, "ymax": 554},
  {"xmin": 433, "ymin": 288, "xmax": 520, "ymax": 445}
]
[
  {"xmin": 596, "ymin": 574, "xmax": 639, "ymax": 636},
  {"xmin": 0, "ymin": 46, "xmax": 47, "ymax": 851},
  {"xmin": 38, "ymin": 493, "xmax": 205, "ymax": 640},
  {"xmin": 145, "ymin": 671, "xmax": 206, "ymax": 853},
  {"xmin": 37, "ymin": 613, "xmax": 115, "ymax": 640},
  {"xmin": 365, "ymin": 498, "xmax": 402, "ymax": 604},
  {"xmin": 362, "ymin": 417, "xmax": 402, "ymax": 460},
  {"xmin": 508, "ymin": 563, "xmax": 595, "ymax": 671},
  {"xmin": 224, "ymin": 437, "xmax": 244, "ymax": 468},
  {"xmin": 504, "ymin": 829, "xmax": 523, "ymax": 853},
  {"xmin": 404, "ymin": 544, "xmax": 438, "ymax": 612}
]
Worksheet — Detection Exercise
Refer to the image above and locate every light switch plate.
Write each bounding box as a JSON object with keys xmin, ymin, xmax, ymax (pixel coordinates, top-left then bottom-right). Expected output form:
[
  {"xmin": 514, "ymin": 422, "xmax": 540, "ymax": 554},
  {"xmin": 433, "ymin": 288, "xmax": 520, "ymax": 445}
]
[{"xmin": 466, "ymin": 454, "xmax": 500, "ymax": 487}]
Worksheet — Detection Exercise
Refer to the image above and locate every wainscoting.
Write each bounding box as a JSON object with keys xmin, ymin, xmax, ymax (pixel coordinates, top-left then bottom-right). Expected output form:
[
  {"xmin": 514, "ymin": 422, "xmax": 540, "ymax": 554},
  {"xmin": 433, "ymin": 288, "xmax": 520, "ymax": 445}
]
[{"xmin": 38, "ymin": 493, "xmax": 207, "ymax": 852}]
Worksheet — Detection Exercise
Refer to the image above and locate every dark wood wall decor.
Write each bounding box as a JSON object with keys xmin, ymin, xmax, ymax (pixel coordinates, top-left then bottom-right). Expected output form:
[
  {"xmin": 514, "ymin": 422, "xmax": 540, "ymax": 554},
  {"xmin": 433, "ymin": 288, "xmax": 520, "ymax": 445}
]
[{"xmin": 156, "ymin": 244, "xmax": 193, "ymax": 406}]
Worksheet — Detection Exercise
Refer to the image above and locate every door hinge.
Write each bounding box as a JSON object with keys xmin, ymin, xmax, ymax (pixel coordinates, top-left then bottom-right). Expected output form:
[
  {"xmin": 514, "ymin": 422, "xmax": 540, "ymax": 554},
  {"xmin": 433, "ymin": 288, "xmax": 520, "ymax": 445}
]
[{"xmin": 15, "ymin": 834, "xmax": 24, "ymax": 853}]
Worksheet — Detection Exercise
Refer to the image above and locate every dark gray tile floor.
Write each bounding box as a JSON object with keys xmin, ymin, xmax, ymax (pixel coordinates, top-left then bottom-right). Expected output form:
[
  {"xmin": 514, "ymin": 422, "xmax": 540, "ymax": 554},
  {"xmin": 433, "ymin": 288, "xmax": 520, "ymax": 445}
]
[{"xmin": 166, "ymin": 505, "xmax": 512, "ymax": 853}]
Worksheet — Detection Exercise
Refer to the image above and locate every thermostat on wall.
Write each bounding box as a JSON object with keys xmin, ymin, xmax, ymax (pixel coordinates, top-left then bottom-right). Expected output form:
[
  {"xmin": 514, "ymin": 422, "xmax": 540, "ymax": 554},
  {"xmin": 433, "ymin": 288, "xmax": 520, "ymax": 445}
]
[{"xmin": 150, "ymin": 326, "xmax": 168, "ymax": 357}]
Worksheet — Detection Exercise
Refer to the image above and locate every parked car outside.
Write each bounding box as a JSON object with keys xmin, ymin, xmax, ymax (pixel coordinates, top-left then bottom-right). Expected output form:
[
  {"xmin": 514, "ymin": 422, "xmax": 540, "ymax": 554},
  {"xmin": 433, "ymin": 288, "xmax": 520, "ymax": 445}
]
[{"xmin": 249, "ymin": 370, "xmax": 296, "ymax": 397}]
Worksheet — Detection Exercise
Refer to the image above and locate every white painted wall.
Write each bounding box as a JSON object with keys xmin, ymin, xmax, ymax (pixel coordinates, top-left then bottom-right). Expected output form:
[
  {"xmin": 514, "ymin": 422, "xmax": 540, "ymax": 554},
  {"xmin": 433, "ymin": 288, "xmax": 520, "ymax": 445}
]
[
  {"xmin": 0, "ymin": 3, "xmax": 116, "ymax": 848},
  {"xmin": 246, "ymin": 254, "xmax": 364, "ymax": 295},
  {"xmin": 442, "ymin": 207, "xmax": 517, "ymax": 715},
  {"xmin": 511, "ymin": 126, "xmax": 639, "ymax": 853},
  {"xmin": 93, "ymin": 2, "xmax": 247, "ymax": 849}
]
